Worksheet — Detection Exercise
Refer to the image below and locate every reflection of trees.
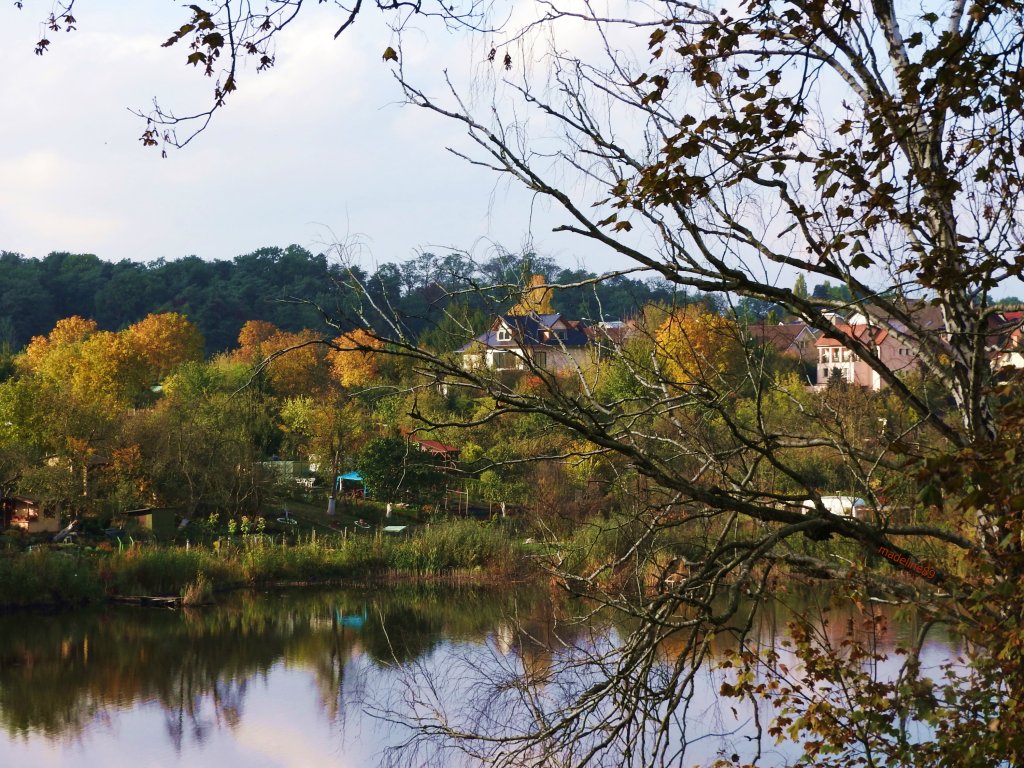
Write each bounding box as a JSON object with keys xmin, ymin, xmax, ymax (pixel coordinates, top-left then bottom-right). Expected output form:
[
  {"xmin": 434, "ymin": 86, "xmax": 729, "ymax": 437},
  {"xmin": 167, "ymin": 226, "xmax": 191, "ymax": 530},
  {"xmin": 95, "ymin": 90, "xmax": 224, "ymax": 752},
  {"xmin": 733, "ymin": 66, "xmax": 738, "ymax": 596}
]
[
  {"xmin": 1, "ymin": 585, "xmax": 963, "ymax": 764},
  {"xmin": 386, "ymin": 588, "xmax": 963, "ymax": 768},
  {"xmin": 0, "ymin": 586, "xmax": 536, "ymax": 747}
]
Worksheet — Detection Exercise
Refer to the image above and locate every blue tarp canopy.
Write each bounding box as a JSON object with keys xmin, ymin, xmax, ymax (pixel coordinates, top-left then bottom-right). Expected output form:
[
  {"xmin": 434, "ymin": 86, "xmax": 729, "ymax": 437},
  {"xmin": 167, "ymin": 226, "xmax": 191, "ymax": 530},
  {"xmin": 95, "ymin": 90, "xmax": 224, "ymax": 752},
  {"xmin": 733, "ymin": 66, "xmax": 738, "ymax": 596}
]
[{"xmin": 336, "ymin": 471, "xmax": 367, "ymax": 497}]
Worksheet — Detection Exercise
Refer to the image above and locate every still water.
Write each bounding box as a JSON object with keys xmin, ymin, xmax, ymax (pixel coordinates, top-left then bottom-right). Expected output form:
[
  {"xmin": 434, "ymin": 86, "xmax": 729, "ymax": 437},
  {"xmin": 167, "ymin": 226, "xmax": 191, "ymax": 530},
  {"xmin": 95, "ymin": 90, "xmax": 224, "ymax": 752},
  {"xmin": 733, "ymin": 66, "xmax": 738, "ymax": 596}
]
[{"xmin": 0, "ymin": 586, "xmax": 958, "ymax": 767}]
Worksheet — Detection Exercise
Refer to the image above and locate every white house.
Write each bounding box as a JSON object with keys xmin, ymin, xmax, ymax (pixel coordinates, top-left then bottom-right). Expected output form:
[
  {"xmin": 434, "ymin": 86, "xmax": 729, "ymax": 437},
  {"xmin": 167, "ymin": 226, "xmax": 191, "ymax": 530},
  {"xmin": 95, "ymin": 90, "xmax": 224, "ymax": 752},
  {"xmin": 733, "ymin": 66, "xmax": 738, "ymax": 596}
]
[{"xmin": 459, "ymin": 313, "xmax": 592, "ymax": 373}]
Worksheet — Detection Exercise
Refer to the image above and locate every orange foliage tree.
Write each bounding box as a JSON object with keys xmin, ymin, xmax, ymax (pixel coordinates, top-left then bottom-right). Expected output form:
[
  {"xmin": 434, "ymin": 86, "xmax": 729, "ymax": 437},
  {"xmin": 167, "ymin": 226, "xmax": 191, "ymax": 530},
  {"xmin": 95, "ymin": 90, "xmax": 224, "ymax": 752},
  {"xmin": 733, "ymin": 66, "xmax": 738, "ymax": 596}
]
[{"xmin": 233, "ymin": 320, "xmax": 331, "ymax": 396}]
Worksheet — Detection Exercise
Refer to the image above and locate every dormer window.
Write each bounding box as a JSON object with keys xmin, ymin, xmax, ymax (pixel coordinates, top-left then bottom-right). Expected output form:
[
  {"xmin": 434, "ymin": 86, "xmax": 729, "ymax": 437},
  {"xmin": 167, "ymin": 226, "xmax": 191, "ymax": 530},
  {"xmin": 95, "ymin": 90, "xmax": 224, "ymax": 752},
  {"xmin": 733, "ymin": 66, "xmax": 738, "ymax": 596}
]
[{"xmin": 497, "ymin": 328, "xmax": 511, "ymax": 342}]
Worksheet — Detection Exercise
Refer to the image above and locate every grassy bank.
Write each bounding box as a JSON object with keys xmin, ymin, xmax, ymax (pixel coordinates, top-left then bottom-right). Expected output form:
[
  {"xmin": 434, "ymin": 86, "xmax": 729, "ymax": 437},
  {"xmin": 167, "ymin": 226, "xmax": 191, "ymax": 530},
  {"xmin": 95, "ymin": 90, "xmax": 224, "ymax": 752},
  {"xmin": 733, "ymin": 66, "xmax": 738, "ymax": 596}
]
[{"xmin": 0, "ymin": 520, "xmax": 527, "ymax": 609}]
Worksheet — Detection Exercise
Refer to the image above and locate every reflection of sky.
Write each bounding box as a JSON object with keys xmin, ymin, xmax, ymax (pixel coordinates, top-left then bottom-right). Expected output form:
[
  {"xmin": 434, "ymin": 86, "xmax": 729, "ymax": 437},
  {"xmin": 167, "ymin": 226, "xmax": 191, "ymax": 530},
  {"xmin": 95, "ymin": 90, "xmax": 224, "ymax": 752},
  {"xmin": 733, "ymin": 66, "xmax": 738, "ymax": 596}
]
[
  {"xmin": 0, "ymin": 662, "xmax": 375, "ymax": 767},
  {"xmin": 0, "ymin": 593, "xmax": 966, "ymax": 768}
]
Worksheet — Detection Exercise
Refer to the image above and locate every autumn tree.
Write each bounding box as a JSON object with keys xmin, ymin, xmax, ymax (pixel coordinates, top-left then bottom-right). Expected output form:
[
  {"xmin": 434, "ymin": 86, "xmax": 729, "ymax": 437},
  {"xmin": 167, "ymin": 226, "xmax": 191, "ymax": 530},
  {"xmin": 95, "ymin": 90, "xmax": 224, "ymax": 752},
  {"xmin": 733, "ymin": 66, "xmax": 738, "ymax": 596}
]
[
  {"xmin": 124, "ymin": 312, "xmax": 204, "ymax": 382},
  {"xmin": 507, "ymin": 274, "xmax": 555, "ymax": 316},
  {"xmin": 279, "ymin": 393, "xmax": 370, "ymax": 488},
  {"xmin": 327, "ymin": 329, "xmax": 384, "ymax": 388},
  {"xmin": 653, "ymin": 305, "xmax": 743, "ymax": 387},
  {"xmin": 233, "ymin": 320, "xmax": 331, "ymax": 397}
]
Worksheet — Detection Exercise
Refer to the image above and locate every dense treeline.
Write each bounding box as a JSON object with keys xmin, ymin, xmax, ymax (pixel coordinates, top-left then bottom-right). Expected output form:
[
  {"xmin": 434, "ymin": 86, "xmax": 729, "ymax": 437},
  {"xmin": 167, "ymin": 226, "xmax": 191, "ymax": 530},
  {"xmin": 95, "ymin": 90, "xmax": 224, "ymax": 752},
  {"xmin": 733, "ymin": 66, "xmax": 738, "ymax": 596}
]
[{"xmin": 0, "ymin": 247, "xmax": 680, "ymax": 353}]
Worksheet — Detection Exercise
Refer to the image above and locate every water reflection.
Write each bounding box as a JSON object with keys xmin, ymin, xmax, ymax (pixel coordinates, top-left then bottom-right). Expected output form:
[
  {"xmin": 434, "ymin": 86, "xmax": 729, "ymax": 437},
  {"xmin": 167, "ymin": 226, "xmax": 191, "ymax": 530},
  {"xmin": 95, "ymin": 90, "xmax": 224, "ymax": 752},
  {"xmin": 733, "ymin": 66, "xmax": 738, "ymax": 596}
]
[{"xmin": 0, "ymin": 586, "xmax": 959, "ymax": 767}]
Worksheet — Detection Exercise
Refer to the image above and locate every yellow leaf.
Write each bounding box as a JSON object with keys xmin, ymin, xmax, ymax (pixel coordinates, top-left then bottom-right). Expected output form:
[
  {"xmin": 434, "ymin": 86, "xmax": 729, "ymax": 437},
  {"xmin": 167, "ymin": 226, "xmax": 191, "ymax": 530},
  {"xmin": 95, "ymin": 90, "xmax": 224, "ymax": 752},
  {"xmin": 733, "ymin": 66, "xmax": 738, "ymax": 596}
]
[{"xmin": 382, "ymin": 46, "xmax": 398, "ymax": 62}]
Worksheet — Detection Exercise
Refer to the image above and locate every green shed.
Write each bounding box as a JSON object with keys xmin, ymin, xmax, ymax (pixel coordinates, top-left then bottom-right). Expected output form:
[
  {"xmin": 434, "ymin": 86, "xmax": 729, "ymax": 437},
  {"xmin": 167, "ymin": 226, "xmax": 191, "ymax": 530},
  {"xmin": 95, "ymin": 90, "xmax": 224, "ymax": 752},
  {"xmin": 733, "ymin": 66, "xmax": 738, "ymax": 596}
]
[{"xmin": 123, "ymin": 507, "xmax": 179, "ymax": 538}]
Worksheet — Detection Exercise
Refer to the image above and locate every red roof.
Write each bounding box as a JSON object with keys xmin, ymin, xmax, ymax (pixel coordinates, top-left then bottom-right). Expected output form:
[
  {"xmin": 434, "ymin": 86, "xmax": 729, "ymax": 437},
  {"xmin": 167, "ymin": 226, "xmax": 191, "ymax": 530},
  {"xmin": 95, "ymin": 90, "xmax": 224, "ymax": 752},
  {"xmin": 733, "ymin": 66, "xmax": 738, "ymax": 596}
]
[
  {"xmin": 412, "ymin": 438, "xmax": 460, "ymax": 456},
  {"xmin": 815, "ymin": 323, "xmax": 885, "ymax": 347}
]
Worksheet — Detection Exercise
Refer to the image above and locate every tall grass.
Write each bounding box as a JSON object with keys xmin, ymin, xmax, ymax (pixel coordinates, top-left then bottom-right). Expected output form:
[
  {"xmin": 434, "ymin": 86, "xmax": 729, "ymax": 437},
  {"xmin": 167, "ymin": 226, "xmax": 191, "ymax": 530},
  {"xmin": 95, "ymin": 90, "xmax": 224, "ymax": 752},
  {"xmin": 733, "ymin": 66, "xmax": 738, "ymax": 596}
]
[
  {"xmin": 0, "ymin": 551, "xmax": 104, "ymax": 607},
  {"xmin": 0, "ymin": 520, "xmax": 525, "ymax": 609}
]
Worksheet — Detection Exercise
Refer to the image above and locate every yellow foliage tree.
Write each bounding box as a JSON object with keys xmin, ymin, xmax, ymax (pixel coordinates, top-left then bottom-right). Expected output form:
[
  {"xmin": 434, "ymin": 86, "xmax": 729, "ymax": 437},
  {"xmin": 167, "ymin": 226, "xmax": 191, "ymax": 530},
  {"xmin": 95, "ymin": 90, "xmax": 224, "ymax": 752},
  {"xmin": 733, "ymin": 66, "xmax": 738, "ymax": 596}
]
[
  {"xmin": 18, "ymin": 314, "xmax": 202, "ymax": 409},
  {"xmin": 20, "ymin": 316, "xmax": 98, "ymax": 374},
  {"xmin": 328, "ymin": 329, "xmax": 383, "ymax": 388},
  {"xmin": 508, "ymin": 274, "xmax": 555, "ymax": 316},
  {"xmin": 73, "ymin": 330, "xmax": 148, "ymax": 407},
  {"xmin": 654, "ymin": 305, "xmax": 742, "ymax": 386},
  {"xmin": 125, "ymin": 312, "xmax": 204, "ymax": 381}
]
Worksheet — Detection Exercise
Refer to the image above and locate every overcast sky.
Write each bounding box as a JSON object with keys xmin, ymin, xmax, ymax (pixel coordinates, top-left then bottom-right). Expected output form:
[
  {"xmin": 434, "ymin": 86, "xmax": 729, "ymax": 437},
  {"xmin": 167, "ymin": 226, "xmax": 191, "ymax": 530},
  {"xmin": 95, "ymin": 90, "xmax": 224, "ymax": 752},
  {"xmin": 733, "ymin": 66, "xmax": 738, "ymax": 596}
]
[
  {"xmin": 2, "ymin": 5, "xmax": 1020, "ymax": 300},
  {"xmin": 0, "ymin": 4, "xmax": 604, "ymax": 273}
]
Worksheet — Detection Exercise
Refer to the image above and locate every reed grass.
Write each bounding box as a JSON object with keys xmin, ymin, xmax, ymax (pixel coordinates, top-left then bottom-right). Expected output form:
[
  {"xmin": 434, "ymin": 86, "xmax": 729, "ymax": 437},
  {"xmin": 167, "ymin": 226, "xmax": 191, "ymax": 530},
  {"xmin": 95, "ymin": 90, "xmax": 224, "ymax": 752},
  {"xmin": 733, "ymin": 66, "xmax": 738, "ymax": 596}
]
[{"xmin": 0, "ymin": 520, "xmax": 525, "ymax": 609}]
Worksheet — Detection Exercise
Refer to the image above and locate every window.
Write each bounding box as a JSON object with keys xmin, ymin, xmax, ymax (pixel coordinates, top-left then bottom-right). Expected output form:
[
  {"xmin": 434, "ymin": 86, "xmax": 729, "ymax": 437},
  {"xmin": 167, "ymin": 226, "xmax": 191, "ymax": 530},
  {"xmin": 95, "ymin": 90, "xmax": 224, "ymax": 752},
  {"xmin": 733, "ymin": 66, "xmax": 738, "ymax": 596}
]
[
  {"xmin": 492, "ymin": 351, "xmax": 516, "ymax": 369},
  {"xmin": 496, "ymin": 328, "xmax": 511, "ymax": 342},
  {"xmin": 820, "ymin": 350, "xmax": 830, "ymax": 364},
  {"xmin": 533, "ymin": 351, "xmax": 547, "ymax": 368},
  {"xmin": 831, "ymin": 348, "xmax": 840, "ymax": 362}
]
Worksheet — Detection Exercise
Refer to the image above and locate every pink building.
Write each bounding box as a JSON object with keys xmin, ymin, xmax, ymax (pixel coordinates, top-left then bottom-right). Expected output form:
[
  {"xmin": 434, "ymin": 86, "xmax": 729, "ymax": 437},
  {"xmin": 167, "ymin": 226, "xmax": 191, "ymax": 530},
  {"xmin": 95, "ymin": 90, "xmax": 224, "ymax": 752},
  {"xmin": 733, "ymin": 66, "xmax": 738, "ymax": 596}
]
[{"xmin": 815, "ymin": 310, "xmax": 931, "ymax": 389}]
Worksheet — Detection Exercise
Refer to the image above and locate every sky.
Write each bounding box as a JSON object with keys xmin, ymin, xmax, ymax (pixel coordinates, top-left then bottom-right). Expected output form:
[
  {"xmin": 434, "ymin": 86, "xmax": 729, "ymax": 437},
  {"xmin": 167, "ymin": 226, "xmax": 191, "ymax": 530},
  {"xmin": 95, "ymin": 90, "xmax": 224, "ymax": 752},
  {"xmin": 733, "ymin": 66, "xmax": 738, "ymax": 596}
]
[
  {"xmin": 1, "ymin": 4, "xmax": 1019, "ymax": 300},
  {"xmin": 0, "ymin": 3, "xmax": 599, "ymax": 273}
]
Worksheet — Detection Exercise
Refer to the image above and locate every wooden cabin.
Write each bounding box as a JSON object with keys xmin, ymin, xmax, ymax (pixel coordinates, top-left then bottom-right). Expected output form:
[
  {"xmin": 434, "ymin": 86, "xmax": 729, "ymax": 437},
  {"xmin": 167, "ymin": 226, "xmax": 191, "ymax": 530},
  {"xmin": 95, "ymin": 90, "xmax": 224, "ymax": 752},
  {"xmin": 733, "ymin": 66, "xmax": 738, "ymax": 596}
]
[{"xmin": 1, "ymin": 496, "xmax": 61, "ymax": 533}]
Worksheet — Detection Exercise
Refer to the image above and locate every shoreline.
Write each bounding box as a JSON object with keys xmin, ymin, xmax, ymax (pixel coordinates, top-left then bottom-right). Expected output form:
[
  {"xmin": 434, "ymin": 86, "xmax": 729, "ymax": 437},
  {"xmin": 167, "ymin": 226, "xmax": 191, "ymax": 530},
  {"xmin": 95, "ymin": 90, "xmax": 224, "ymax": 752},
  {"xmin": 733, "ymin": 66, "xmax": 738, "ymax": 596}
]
[{"xmin": 0, "ymin": 520, "xmax": 532, "ymax": 611}]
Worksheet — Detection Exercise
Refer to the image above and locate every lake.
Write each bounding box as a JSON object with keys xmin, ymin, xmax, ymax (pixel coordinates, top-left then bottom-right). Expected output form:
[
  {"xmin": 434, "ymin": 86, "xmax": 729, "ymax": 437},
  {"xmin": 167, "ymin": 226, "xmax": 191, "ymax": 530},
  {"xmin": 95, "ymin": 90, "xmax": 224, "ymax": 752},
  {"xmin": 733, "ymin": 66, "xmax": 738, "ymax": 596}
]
[{"xmin": 0, "ymin": 585, "xmax": 959, "ymax": 767}]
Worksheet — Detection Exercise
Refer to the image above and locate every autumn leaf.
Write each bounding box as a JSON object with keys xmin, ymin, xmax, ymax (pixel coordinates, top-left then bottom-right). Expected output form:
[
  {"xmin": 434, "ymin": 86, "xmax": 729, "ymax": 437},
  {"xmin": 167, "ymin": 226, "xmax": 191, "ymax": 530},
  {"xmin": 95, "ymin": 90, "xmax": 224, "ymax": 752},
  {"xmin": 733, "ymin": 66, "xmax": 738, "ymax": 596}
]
[{"xmin": 382, "ymin": 46, "xmax": 398, "ymax": 62}]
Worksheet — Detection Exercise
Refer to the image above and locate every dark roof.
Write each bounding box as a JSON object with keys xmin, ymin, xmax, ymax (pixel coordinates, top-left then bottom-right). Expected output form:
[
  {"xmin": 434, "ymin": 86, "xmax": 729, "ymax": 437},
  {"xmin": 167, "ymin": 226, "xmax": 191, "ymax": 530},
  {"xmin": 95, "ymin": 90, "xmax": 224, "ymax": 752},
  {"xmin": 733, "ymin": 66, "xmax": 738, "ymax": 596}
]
[
  {"xmin": 459, "ymin": 313, "xmax": 589, "ymax": 352},
  {"xmin": 123, "ymin": 507, "xmax": 181, "ymax": 517},
  {"xmin": 857, "ymin": 300, "xmax": 945, "ymax": 334},
  {"xmin": 1, "ymin": 496, "xmax": 39, "ymax": 507},
  {"xmin": 748, "ymin": 323, "xmax": 813, "ymax": 353}
]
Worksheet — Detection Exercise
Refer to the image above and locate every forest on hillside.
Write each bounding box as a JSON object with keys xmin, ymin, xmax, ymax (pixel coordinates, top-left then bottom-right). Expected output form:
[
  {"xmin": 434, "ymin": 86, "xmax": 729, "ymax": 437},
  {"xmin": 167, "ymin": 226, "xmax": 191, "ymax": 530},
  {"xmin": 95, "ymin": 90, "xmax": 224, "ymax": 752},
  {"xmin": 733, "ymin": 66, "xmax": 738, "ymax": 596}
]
[{"xmin": 0, "ymin": 246, "xmax": 690, "ymax": 353}]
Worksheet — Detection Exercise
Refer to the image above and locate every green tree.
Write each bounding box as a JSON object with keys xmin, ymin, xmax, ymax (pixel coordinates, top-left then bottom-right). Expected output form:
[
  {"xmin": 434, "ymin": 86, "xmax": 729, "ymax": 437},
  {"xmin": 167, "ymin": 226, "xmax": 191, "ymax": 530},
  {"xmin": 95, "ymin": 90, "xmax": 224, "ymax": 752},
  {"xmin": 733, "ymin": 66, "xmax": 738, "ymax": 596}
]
[
  {"xmin": 356, "ymin": 437, "xmax": 446, "ymax": 505},
  {"xmin": 793, "ymin": 274, "xmax": 808, "ymax": 300}
]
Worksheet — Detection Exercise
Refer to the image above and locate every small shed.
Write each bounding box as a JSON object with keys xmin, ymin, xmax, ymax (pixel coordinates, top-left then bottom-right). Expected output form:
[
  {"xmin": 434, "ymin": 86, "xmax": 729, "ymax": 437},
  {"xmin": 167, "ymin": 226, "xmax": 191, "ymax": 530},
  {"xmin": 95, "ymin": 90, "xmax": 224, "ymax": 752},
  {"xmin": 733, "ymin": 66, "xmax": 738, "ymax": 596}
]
[
  {"xmin": 122, "ymin": 507, "xmax": 179, "ymax": 538},
  {"xmin": 411, "ymin": 437, "xmax": 461, "ymax": 471},
  {"xmin": 1, "ymin": 496, "xmax": 60, "ymax": 533}
]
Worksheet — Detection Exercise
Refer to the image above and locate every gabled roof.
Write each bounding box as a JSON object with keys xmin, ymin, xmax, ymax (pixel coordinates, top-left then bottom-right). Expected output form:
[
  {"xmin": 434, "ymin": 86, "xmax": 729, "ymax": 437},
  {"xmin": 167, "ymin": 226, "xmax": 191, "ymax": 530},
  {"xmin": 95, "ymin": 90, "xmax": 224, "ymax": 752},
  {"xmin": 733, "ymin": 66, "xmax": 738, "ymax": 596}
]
[
  {"xmin": 987, "ymin": 310, "xmax": 1024, "ymax": 353},
  {"xmin": 748, "ymin": 323, "xmax": 814, "ymax": 353},
  {"xmin": 584, "ymin": 319, "xmax": 638, "ymax": 347},
  {"xmin": 459, "ymin": 313, "xmax": 589, "ymax": 352},
  {"xmin": 853, "ymin": 300, "xmax": 945, "ymax": 335},
  {"xmin": 815, "ymin": 323, "xmax": 887, "ymax": 348}
]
